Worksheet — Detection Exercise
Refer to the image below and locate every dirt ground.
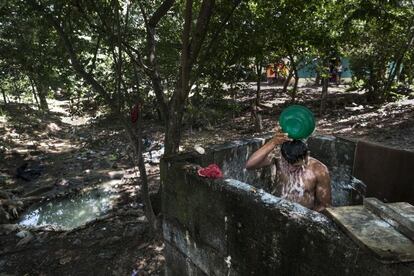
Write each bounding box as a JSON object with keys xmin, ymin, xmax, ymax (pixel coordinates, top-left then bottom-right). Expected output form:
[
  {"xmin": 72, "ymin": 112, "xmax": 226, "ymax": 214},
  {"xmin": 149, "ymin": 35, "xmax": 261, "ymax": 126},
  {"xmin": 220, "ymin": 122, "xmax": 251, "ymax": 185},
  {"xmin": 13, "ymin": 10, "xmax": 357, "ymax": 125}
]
[{"xmin": 0, "ymin": 83, "xmax": 413, "ymax": 275}]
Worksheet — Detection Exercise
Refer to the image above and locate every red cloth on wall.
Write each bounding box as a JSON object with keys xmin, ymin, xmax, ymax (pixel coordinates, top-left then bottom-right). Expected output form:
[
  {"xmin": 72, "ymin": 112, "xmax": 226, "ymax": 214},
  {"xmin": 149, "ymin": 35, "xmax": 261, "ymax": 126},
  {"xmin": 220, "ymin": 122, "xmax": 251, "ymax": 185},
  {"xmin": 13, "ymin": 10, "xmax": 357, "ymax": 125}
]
[{"xmin": 198, "ymin": 164, "xmax": 223, "ymax": 179}]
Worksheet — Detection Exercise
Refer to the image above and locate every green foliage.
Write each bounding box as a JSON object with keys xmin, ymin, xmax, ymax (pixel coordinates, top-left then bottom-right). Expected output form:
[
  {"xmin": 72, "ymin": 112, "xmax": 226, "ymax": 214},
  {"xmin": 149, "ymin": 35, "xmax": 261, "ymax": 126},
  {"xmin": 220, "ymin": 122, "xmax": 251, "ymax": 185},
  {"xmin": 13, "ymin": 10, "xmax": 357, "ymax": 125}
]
[
  {"xmin": 1, "ymin": 0, "xmax": 414, "ymax": 115},
  {"xmin": 185, "ymin": 90, "xmax": 242, "ymax": 129},
  {"xmin": 342, "ymin": 0, "xmax": 414, "ymax": 101}
]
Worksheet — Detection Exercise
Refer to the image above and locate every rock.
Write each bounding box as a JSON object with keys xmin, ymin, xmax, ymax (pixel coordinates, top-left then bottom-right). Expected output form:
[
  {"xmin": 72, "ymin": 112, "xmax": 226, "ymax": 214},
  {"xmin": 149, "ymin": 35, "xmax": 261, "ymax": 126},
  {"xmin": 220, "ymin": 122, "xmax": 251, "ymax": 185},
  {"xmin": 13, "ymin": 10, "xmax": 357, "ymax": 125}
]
[
  {"xmin": 27, "ymin": 143, "xmax": 38, "ymax": 150},
  {"xmin": 95, "ymin": 232, "xmax": 105, "ymax": 239},
  {"xmin": 0, "ymin": 259, "xmax": 6, "ymax": 270},
  {"xmin": 98, "ymin": 159, "xmax": 113, "ymax": 169},
  {"xmin": 137, "ymin": 216, "xmax": 148, "ymax": 222},
  {"xmin": 194, "ymin": 145, "xmax": 205, "ymax": 155},
  {"xmin": 72, "ymin": 239, "xmax": 82, "ymax": 246},
  {"xmin": 47, "ymin": 123, "xmax": 61, "ymax": 133},
  {"xmin": 123, "ymin": 227, "xmax": 137, "ymax": 238},
  {"xmin": 16, "ymin": 230, "xmax": 30, "ymax": 238},
  {"xmin": 99, "ymin": 236, "xmax": 121, "ymax": 246},
  {"xmin": 344, "ymin": 105, "xmax": 364, "ymax": 111},
  {"xmin": 0, "ymin": 224, "xmax": 19, "ymax": 235},
  {"xmin": 16, "ymin": 231, "xmax": 34, "ymax": 246},
  {"xmin": 59, "ymin": 256, "xmax": 72, "ymax": 265},
  {"xmin": 98, "ymin": 251, "xmax": 115, "ymax": 259},
  {"xmin": 55, "ymin": 179, "xmax": 70, "ymax": 187},
  {"xmin": 108, "ymin": 171, "xmax": 124, "ymax": 180},
  {"xmin": 120, "ymin": 209, "xmax": 144, "ymax": 216}
]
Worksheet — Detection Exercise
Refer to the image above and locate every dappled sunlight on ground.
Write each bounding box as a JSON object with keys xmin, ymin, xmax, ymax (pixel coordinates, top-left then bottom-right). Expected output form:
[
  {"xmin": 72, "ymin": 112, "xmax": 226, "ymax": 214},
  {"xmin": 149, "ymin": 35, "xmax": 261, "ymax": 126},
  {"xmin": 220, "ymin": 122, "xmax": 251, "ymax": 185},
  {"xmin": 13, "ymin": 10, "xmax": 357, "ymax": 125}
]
[
  {"xmin": 0, "ymin": 83, "xmax": 412, "ymax": 275},
  {"xmin": 1, "ymin": 98, "xmax": 164, "ymax": 275},
  {"xmin": 179, "ymin": 82, "xmax": 414, "ymax": 151}
]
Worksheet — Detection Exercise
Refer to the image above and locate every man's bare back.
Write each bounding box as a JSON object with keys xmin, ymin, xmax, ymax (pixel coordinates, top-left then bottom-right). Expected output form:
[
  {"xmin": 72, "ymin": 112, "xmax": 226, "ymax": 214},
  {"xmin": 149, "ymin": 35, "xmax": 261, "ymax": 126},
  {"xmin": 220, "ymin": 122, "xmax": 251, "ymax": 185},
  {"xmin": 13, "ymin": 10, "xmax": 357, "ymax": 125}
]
[
  {"xmin": 274, "ymin": 157, "xmax": 331, "ymax": 211},
  {"xmin": 245, "ymin": 130, "xmax": 332, "ymax": 212}
]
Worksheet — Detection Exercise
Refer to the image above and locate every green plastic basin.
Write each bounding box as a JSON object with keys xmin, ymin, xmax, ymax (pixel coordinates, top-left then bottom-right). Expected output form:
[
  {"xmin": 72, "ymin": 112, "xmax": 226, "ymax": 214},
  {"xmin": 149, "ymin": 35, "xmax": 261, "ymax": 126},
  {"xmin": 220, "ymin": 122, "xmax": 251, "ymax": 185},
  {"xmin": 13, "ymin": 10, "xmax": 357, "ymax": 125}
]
[{"xmin": 279, "ymin": 105, "xmax": 315, "ymax": 139}]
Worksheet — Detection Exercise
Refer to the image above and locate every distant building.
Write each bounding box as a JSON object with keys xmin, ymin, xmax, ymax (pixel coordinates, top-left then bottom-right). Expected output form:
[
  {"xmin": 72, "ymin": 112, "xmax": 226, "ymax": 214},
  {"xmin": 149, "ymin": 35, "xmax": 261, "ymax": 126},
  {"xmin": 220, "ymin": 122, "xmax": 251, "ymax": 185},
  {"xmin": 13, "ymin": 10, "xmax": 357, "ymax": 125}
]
[{"xmin": 297, "ymin": 57, "xmax": 352, "ymax": 78}]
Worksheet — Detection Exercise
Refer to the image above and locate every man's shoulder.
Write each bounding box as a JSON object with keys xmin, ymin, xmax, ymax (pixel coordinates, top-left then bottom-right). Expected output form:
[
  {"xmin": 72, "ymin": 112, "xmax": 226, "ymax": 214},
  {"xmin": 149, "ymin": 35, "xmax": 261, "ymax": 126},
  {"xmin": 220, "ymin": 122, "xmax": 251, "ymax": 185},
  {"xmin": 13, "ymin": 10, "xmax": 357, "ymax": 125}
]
[{"xmin": 308, "ymin": 157, "xmax": 329, "ymax": 174}]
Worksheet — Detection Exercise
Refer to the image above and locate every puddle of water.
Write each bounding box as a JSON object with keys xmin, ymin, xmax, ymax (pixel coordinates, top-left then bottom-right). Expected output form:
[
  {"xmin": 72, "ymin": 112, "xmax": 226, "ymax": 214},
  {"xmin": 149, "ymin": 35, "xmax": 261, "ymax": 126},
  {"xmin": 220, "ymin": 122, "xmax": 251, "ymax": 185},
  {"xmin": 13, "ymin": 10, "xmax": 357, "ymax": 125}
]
[{"xmin": 19, "ymin": 181, "xmax": 121, "ymax": 230}]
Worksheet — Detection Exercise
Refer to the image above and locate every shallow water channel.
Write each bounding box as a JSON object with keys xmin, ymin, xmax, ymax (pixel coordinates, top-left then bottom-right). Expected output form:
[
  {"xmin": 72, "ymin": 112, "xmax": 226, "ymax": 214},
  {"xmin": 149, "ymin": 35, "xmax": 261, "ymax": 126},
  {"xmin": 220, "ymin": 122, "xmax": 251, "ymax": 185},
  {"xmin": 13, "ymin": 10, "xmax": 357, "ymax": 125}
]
[{"xmin": 19, "ymin": 180, "xmax": 121, "ymax": 230}]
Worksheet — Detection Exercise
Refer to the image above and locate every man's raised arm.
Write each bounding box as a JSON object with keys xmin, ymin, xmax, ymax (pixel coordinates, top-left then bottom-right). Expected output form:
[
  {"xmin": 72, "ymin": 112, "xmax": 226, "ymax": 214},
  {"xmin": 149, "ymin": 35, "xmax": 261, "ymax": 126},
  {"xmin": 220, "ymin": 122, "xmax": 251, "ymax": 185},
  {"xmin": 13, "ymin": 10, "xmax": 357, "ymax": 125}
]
[{"xmin": 245, "ymin": 130, "xmax": 290, "ymax": 170}]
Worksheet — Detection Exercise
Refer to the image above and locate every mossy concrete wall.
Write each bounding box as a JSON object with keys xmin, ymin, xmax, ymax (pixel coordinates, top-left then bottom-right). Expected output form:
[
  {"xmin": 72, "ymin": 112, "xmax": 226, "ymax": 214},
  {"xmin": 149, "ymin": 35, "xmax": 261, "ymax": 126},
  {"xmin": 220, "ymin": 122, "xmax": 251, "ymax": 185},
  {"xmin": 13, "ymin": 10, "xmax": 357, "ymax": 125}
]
[
  {"xmin": 161, "ymin": 135, "xmax": 413, "ymax": 275},
  {"xmin": 307, "ymin": 135, "xmax": 365, "ymax": 206},
  {"xmin": 168, "ymin": 134, "xmax": 362, "ymax": 206}
]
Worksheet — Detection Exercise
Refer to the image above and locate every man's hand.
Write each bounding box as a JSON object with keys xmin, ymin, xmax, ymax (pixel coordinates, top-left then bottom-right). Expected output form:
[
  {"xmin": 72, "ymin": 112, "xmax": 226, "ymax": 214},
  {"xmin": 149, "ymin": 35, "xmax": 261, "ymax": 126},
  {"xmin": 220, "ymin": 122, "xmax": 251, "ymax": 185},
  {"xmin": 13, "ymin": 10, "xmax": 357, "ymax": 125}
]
[
  {"xmin": 271, "ymin": 127, "xmax": 291, "ymax": 145},
  {"xmin": 245, "ymin": 127, "xmax": 291, "ymax": 170}
]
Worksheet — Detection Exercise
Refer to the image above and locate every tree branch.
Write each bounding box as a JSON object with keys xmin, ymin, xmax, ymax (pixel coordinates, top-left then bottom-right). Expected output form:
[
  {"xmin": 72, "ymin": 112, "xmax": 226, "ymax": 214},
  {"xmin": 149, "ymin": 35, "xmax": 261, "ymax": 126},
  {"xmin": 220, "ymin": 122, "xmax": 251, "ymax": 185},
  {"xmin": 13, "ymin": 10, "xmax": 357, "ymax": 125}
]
[
  {"xmin": 89, "ymin": 35, "xmax": 101, "ymax": 74},
  {"xmin": 202, "ymin": 0, "xmax": 241, "ymax": 62},
  {"xmin": 180, "ymin": 0, "xmax": 193, "ymax": 95},
  {"xmin": 138, "ymin": 1, "xmax": 170, "ymax": 122},
  {"xmin": 28, "ymin": 0, "xmax": 111, "ymax": 104},
  {"xmin": 148, "ymin": 0, "xmax": 176, "ymax": 28},
  {"xmin": 122, "ymin": 41, "xmax": 152, "ymax": 73},
  {"xmin": 190, "ymin": 0, "xmax": 241, "ymax": 88},
  {"xmin": 188, "ymin": 0, "xmax": 215, "ymax": 69}
]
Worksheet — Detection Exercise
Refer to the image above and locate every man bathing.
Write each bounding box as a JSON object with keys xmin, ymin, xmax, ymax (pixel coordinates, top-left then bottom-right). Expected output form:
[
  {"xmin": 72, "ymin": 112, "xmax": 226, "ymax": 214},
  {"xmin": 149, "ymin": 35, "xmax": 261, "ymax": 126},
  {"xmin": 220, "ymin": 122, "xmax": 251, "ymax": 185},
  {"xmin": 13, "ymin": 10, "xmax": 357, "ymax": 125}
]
[{"xmin": 245, "ymin": 129, "xmax": 332, "ymax": 212}]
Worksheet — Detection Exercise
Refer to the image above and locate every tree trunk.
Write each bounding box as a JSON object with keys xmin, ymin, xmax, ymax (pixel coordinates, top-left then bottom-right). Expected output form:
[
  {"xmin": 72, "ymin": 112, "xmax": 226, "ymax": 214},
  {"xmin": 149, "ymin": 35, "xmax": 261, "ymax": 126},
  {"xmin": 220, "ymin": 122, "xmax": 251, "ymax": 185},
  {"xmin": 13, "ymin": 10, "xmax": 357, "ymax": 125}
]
[
  {"xmin": 1, "ymin": 88, "xmax": 7, "ymax": 105},
  {"xmin": 366, "ymin": 67, "xmax": 378, "ymax": 102},
  {"xmin": 291, "ymin": 68, "xmax": 299, "ymax": 103},
  {"xmin": 164, "ymin": 0, "xmax": 216, "ymax": 155},
  {"xmin": 385, "ymin": 56, "xmax": 406, "ymax": 95},
  {"xmin": 251, "ymin": 102, "xmax": 263, "ymax": 132},
  {"xmin": 137, "ymin": 0, "xmax": 177, "ymax": 124},
  {"xmin": 131, "ymin": 55, "xmax": 159, "ymax": 234},
  {"xmin": 12, "ymin": 81, "xmax": 21, "ymax": 103},
  {"xmin": 123, "ymin": 115, "xmax": 158, "ymax": 233},
  {"xmin": 29, "ymin": 77, "xmax": 40, "ymax": 108},
  {"xmin": 230, "ymin": 83, "xmax": 236, "ymax": 120},
  {"xmin": 137, "ymin": 152, "xmax": 158, "ymax": 232},
  {"xmin": 398, "ymin": 64, "xmax": 407, "ymax": 83},
  {"xmin": 36, "ymin": 83, "xmax": 49, "ymax": 111},
  {"xmin": 255, "ymin": 63, "xmax": 262, "ymax": 106},
  {"xmin": 315, "ymin": 72, "xmax": 321, "ymax": 86},
  {"xmin": 162, "ymin": 0, "xmax": 193, "ymax": 156},
  {"xmin": 282, "ymin": 69, "xmax": 294, "ymax": 93},
  {"xmin": 135, "ymin": 116, "xmax": 157, "ymax": 233},
  {"xmin": 320, "ymin": 77, "xmax": 329, "ymax": 115},
  {"xmin": 164, "ymin": 94, "xmax": 185, "ymax": 155},
  {"xmin": 384, "ymin": 25, "xmax": 414, "ymax": 95},
  {"xmin": 146, "ymin": 25, "xmax": 169, "ymax": 123},
  {"xmin": 288, "ymin": 55, "xmax": 299, "ymax": 103}
]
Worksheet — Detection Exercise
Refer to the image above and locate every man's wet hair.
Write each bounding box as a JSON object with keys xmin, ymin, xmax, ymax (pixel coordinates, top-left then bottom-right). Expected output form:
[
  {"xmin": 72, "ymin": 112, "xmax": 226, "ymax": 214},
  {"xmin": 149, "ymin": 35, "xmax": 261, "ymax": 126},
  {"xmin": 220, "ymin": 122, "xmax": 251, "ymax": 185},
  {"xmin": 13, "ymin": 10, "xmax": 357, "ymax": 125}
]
[{"xmin": 281, "ymin": 140, "xmax": 309, "ymax": 164}]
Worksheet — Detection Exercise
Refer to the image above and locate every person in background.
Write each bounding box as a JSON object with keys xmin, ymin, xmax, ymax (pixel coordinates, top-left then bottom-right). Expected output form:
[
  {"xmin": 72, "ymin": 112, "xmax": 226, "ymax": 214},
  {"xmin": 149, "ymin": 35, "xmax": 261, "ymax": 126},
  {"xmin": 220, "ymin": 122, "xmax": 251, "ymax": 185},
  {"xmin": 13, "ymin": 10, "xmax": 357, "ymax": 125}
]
[
  {"xmin": 336, "ymin": 59, "xmax": 343, "ymax": 85},
  {"xmin": 266, "ymin": 64, "xmax": 276, "ymax": 84},
  {"xmin": 245, "ymin": 129, "xmax": 332, "ymax": 212}
]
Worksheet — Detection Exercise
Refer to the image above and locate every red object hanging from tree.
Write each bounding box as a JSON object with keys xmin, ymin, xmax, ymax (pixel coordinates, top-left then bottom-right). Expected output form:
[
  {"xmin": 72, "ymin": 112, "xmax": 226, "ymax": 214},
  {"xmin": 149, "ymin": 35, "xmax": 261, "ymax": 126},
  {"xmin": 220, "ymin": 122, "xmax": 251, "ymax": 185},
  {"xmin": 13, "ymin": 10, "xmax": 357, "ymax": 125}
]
[{"xmin": 131, "ymin": 103, "xmax": 140, "ymax": 123}]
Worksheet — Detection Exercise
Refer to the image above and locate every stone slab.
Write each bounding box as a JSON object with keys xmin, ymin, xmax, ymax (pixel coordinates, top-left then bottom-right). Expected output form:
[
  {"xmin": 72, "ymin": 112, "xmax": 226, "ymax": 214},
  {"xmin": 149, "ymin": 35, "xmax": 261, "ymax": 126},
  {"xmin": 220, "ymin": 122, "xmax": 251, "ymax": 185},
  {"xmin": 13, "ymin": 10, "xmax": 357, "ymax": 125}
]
[
  {"xmin": 326, "ymin": 205, "xmax": 414, "ymax": 263},
  {"xmin": 364, "ymin": 198, "xmax": 414, "ymax": 242}
]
